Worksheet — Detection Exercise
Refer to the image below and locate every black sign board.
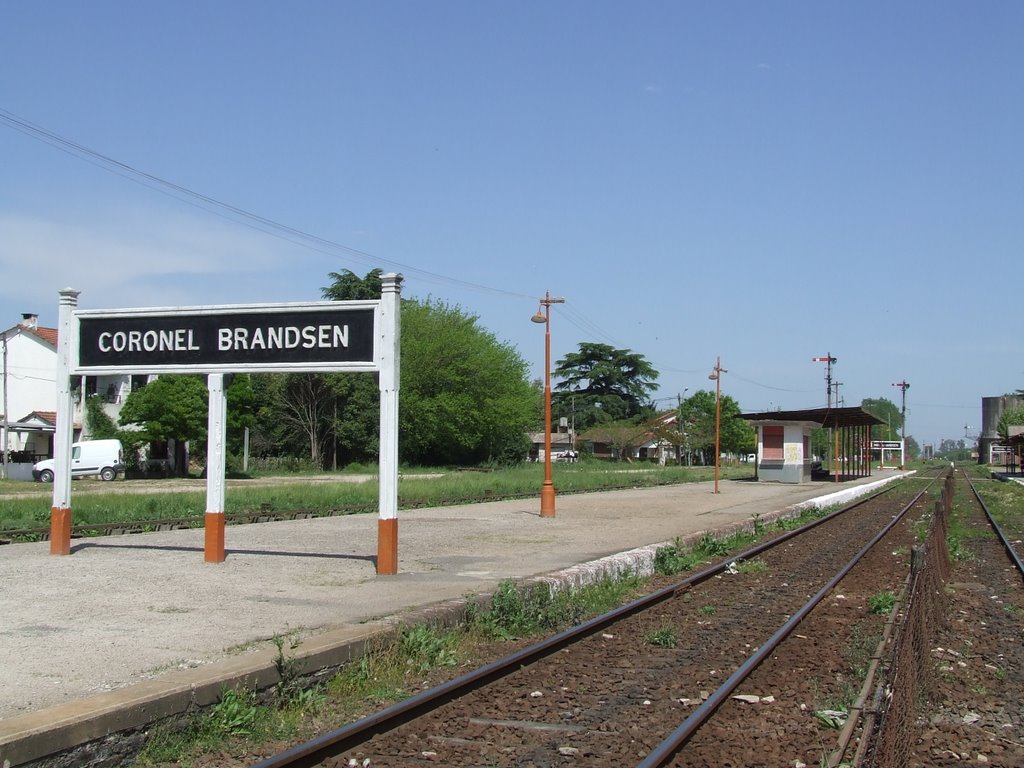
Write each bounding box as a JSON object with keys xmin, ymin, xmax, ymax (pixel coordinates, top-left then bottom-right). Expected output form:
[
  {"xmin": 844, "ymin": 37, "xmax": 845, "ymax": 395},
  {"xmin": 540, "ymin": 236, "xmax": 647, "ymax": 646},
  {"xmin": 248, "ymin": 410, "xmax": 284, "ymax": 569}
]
[{"xmin": 76, "ymin": 305, "xmax": 376, "ymax": 372}]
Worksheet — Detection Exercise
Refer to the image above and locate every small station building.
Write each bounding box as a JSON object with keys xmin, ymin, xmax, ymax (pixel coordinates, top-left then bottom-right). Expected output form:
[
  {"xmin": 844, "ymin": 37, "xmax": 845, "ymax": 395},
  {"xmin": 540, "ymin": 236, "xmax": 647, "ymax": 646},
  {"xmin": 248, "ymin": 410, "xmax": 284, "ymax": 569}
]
[{"xmin": 741, "ymin": 407, "xmax": 884, "ymax": 484}]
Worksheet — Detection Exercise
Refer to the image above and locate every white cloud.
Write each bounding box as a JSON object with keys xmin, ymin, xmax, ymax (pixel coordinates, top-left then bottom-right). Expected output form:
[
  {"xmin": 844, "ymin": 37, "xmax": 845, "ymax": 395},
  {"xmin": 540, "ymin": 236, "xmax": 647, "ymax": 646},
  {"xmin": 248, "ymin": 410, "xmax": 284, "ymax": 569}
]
[{"xmin": 0, "ymin": 205, "xmax": 304, "ymax": 318}]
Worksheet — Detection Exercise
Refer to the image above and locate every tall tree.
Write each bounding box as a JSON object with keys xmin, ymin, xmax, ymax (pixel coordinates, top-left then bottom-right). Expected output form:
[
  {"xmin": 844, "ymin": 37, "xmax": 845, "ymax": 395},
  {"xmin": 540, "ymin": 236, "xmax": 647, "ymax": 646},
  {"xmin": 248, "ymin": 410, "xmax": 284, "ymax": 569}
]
[
  {"xmin": 553, "ymin": 343, "xmax": 658, "ymax": 430},
  {"xmin": 997, "ymin": 406, "xmax": 1024, "ymax": 441},
  {"xmin": 255, "ymin": 271, "xmax": 537, "ymax": 467},
  {"xmin": 119, "ymin": 375, "xmax": 257, "ymax": 468},
  {"xmin": 862, "ymin": 397, "xmax": 903, "ymax": 440},
  {"xmin": 400, "ymin": 298, "xmax": 535, "ymax": 465},
  {"xmin": 321, "ymin": 268, "xmax": 383, "ymax": 300},
  {"xmin": 677, "ymin": 389, "xmax": 753, "ymax": 465},
  {"xmin": 118, "ymin": 375, "xmax": 209, "ymax": 446},
  {"xmin": 320, "ymin": 268, "xmax": 384, "ymax": 467},
  {"xmin": 583, "ymin": 420, "xmax": 651, "ymax": 462}
]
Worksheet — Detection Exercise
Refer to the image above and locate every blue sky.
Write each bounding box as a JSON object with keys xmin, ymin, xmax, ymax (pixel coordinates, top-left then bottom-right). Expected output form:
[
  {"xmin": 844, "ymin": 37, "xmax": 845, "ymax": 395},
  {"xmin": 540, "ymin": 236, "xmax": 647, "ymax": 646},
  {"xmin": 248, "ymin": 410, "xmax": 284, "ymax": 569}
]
[{"xmin": 2, "ymin": 2, "xmax": 1021, "ymax": 447}]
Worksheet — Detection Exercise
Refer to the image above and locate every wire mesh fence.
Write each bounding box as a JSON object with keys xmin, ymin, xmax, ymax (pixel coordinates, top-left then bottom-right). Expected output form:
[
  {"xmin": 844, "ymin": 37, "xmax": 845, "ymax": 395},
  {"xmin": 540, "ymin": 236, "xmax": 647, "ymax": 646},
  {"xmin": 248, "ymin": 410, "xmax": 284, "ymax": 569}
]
[{"xmin": 865, "ymin": 475, "xmax": 953, "ymax": 768}]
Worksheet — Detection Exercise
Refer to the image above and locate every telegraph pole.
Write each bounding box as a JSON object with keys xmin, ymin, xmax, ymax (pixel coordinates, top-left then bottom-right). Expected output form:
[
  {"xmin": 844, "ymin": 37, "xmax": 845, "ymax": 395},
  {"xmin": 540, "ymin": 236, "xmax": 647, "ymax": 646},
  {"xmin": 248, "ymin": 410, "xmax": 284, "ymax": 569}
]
[
  {"xmin": 708, "ymin": 358, "xmax": 727, "ymax": 494},
  {"xmin": 676, "ymin": 387, "xmax": 689, "ymax": 466},
  {"xmin": 1, "ymin": 333, "xmax": 8, "ymax": 480}
]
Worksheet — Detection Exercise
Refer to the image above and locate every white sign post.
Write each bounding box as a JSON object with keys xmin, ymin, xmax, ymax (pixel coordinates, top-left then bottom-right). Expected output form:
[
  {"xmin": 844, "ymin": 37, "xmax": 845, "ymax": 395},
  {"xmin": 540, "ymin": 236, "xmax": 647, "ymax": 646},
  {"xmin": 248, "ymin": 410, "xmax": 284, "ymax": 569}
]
[{"xmin": 52, "ymin": 275, "xmax": 403, "ymax": 573}]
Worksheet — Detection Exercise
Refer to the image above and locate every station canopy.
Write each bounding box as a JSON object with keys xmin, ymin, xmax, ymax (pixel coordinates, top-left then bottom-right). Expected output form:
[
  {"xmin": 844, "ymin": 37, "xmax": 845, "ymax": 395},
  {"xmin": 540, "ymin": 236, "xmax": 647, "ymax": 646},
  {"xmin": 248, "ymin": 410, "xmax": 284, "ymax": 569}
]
[{"xmin": 741, "ymin": 407, "xmax": 884, "ymax": 429}]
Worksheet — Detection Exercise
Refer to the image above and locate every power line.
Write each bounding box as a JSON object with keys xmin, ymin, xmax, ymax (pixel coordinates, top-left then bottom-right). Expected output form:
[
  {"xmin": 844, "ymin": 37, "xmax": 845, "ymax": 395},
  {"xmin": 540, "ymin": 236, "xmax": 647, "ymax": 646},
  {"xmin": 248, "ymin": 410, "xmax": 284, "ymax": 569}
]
[
  {"xmin": 727, "ymin": 370, "xmax": 819, "ymax": 393},
  {"xmin": 0, "ymin": 107, "xmax": 535, "ymax": 301}
]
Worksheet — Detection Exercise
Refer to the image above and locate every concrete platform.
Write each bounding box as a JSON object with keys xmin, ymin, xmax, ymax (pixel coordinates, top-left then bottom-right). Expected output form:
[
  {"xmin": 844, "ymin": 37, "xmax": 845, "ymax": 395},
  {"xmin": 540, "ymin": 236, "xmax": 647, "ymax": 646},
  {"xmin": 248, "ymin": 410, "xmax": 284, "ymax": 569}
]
[{"xmin": 0, "ymin": 471, "xmax": 908, "ymax": 766}]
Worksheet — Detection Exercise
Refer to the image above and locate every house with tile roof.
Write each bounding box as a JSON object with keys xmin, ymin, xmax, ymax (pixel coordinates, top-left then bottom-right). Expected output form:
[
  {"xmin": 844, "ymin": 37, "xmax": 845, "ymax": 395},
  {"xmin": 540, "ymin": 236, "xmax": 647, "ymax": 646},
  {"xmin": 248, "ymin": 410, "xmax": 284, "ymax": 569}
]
[{"xmin": 1, "ymin": 313, "xmax": 134, "ymax": 478}]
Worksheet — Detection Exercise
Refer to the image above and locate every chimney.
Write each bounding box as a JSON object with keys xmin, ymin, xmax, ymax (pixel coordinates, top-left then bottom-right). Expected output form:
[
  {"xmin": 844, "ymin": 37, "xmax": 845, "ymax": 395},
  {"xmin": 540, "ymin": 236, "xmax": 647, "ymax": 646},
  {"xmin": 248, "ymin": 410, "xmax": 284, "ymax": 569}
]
[{"xmin": 21, "ymin": 313, "xmax": 38, "ymax": 329}]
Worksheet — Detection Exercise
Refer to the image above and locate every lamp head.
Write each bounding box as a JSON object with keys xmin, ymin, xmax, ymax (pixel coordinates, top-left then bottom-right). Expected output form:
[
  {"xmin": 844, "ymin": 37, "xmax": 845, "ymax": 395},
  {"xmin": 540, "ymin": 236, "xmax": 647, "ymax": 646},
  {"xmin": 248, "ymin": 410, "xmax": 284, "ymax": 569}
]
[{"xmin": 531, "ymin": 309, "xmax": 546, "ymax": 324}]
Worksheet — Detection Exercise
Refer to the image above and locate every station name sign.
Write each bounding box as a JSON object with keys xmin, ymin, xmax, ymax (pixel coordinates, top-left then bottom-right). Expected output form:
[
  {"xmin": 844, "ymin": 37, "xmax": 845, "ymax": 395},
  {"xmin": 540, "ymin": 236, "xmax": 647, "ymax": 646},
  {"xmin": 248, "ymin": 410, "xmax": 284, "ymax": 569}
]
[
  {"xmin": 870, "ymin": 440, "xmax": 903, "ymax": 450},
  {"xmin": 74, "ymin": 302, "xmax": 378, "ymax": 374}
]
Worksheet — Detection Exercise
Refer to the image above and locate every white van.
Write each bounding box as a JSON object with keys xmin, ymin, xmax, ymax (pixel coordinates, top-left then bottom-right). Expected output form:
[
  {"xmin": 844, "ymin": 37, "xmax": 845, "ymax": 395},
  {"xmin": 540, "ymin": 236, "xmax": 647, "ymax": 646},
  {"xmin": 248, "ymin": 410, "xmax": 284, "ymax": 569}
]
[{"xmin": 33, "ymin": 439, "xmax": 125, "ymax": 482}]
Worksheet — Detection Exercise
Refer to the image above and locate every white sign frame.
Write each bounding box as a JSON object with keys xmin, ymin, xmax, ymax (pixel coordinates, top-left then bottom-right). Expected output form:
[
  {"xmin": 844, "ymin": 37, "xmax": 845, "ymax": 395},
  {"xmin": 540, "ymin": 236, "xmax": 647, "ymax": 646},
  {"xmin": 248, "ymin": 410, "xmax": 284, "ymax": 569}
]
[
  {"xmin": 71, "ymin": 300, "xmax": 382, "ymax": 375},
  {"xmin": 50, "ymin": 275, "xmax": 403, "ymax": 574}
]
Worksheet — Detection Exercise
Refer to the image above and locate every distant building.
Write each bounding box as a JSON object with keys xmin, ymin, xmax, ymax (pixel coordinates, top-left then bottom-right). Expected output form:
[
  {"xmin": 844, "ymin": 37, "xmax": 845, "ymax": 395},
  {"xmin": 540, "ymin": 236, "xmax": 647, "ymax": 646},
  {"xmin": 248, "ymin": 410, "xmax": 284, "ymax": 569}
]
[
  {"xmin": 742, "ymin": 407, "xmax": 882, "ymax": 484},
  {"xmin": 1, "ymin": 312, "xmax": 136, "ymax": 479},
  {"xmin": 979, "ymin": 395, "xmax": 1024, "ymax": 464}
]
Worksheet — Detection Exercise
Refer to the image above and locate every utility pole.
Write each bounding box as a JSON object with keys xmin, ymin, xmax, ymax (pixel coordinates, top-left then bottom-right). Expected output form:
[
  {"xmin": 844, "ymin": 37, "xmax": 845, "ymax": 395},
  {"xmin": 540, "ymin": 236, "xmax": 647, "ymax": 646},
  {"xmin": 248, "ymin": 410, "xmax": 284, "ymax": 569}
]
[
  {"xmin": 708, "ymin": 358, "xmax": 727, "ymax": 494},
  {"xmin": 676, "ymin": 387, "xmax": 688, "ymax": 466},
  {"xmin": 1, "ymin": 332, "xmax": 8, "ymax": 480}
]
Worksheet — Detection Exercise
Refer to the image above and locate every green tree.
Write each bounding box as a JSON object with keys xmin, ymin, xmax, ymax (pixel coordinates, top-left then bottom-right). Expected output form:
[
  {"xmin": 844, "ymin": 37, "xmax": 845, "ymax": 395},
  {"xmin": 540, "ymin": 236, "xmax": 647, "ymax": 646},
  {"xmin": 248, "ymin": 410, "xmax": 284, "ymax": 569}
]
[
  {"xmin": 319, "ymin": 268, "xmax": 389, "ymax": 467},
  {"xmin": 583, "ymin": 420, "xmax": 651, "ymax": 461},
  {"xmin": 649, "ymin": 413, "xmax": 687, "ymax": 465},
  {"xmin": 118, "ymin": 375, "xmax": 256, "ymax": 469},
  {"xmin": 997, "ymin": 406, "xmax": 1024, "ymax": 441},
  {"xmin": 862, "ymin": 397, "xmax": 903, "ymax": 440},
  {"xmin": 254, "ymin": 271, "xmax": 537, "ymax": 467},
  {"xmin": 224, "ymin": 375, "xmax": 256, "ymax": 455},
  {"xmin": 84, "ymin": 394, "xmax": 119, "ymax": 439},
  {"xmin": 553, "ymin": 343, "xmax": 658, "ymax": 430},
  {"xmin": 269, "ymin": 373, "xmax": 336, "ymax": 467},
  {"xmin": 119, "ymin": 376, "xmax": 209, "ymax": 446},
  {"xmin": 400, "ymin": 298, "xmax": 534, "ymax": 465},
  {"xmin": 321, "ymin": 268, "xmax": 383, "ymax": 300},
  {"xmin": 677, "ymin": 390, "xmax": 752, "ymax": 465},
  {"xmin": 904, "ymin": 435, "xmax": 920, "ymax": 460}
]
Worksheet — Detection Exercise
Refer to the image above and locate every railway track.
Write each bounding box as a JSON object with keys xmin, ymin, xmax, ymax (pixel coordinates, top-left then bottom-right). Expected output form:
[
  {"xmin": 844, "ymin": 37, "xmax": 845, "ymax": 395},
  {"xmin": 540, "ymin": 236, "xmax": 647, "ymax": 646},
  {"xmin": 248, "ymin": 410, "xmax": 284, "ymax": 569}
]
[
  {"xmin": 250, "ymin": 476, "xmax": 940, "ymax": 768},
  {"xmin": 885, "ymin": 471, "xmax": 1024, "ymax": 767}
]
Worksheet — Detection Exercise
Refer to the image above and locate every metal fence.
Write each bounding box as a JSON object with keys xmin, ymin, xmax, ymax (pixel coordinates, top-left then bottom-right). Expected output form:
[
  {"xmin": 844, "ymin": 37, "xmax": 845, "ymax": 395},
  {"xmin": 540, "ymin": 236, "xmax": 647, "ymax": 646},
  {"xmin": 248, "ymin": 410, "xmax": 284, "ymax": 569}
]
[{"xmin": 865, "ymin": 475, "xmax": 953, "ymax": 768}]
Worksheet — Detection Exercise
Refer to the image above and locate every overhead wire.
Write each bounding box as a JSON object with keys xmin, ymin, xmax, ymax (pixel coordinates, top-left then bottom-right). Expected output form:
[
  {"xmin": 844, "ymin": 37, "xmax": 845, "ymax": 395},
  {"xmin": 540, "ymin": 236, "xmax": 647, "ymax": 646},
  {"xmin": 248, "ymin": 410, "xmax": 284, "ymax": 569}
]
[
  {"xmin": 0, "ymin": 106, "xmax": 827, "ymax": 397},
  {"xmin": 0, "ymin": 108, "xmax": 534, "ymax": 301},
  {"xmin": 728, "ymin": 370, "xmax": 819, "ymax": 393}
]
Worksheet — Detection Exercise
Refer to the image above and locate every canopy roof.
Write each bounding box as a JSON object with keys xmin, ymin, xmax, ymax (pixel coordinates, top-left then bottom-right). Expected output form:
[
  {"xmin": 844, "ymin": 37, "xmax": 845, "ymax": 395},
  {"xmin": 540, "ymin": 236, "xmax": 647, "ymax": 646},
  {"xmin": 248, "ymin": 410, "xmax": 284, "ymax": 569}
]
[{"xmin": 741, "ymin": 407, "xmax": 884, "ymax": 429}]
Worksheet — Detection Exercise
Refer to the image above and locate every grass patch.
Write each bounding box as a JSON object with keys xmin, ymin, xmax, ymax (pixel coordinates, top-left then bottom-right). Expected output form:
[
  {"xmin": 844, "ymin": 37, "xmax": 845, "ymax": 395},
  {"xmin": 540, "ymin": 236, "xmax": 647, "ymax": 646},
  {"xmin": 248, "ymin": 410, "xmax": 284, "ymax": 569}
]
[
  {"xmin": 133, "ymin": 571, "xmax": 650, "ymax": 766},
  {"xmin": 645, "ymin": 626, "xmax": 678, "ymax": 648},
  {"xmin": 467, "ymin": 573, "xmax": 645, "ymax": 641},
  {"xmin": 0, "ymin": 463, "xmax": 755, "ymax": 535},
  {"xmin": 651, "ymin": 503, "xmax": 841, "ymax": 578},
  {"xmin": 735, "ymin": 558, "xmax": 767, "ymax": 574},
  {"xmin": 867, "ymin": 591, "xmax": 896, "ymax": 615}
]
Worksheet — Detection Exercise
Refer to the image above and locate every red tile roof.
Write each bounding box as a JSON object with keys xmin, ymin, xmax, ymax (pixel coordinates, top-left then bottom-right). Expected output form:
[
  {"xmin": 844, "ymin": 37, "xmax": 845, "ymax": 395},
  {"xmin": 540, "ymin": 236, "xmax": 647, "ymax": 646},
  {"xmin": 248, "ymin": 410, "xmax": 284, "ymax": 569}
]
[
  {"xmin": 25, "ymin": 325, "xmax": 59, "ymax": 347},
  {"xmin": 26, "ymin": 411, "xmax": 58, "ymax": 425}
]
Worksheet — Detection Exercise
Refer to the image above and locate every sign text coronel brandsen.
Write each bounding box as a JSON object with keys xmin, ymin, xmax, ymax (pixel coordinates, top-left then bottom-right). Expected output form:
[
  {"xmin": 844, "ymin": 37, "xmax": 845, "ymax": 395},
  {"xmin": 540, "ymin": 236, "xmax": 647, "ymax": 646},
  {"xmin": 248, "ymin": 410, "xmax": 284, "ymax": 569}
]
[{"xmin": 77, "ymin": 307, "xmax": 375, "ymax": 370}]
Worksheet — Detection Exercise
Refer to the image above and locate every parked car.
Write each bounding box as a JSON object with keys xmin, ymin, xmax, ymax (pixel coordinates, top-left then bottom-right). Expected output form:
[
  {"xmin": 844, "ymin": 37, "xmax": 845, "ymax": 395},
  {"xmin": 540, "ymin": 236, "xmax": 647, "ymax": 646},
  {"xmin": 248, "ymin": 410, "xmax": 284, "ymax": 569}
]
[{"xmin": 33, "ymin": 439, "xmax": 125, "ymax": 482}]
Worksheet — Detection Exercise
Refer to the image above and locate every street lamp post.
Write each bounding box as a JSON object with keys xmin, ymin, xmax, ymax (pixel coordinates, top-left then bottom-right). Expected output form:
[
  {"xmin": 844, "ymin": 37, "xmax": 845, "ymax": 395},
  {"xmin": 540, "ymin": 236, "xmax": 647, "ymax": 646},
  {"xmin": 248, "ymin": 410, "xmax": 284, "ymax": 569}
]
[
  {"xmin": 532, "ymin": 291, "xmax": 565, "ymax": 517},
  {"xmin": 708, "ymin": 357, "xmax": 727, "ymax": 494}
]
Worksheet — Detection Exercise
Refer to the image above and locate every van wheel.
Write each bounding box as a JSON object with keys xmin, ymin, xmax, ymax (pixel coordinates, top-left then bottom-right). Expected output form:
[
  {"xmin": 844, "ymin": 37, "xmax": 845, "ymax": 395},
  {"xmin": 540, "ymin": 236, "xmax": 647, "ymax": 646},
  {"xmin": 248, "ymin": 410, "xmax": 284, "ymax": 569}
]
[
  {"xmin": 100, "ymin": 467, "xmax": 116, "ymax": 481},
  {"xmin": 40, "ymin": 469, "xmax": 54, "ymax": 483}
]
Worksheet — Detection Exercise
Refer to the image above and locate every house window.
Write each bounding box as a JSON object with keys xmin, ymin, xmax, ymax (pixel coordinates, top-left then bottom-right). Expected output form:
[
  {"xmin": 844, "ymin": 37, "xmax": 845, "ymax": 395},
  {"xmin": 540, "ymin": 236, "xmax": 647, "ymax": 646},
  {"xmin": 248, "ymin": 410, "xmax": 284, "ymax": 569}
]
[{"xmin": 763, "ymin": 426, "xmax": 784, "ymax": 461}]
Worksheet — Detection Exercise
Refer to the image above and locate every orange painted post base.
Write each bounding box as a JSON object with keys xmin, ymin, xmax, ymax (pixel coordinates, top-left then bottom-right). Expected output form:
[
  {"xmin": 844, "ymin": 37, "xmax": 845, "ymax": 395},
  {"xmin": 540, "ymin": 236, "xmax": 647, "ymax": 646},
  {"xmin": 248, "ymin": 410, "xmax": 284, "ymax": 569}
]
[
  {"xmin": 204, "ymin": 512, "xmax": 226, "ymax": 563},
  {"xmin": 539, "ymin": 483, "xmax": 556, "ymax": 518},
  {"xmin": 50, "ymin": 506, "xmax": 72, "ymax": 555},
  {"xmin": 377, "ymin": 518, "xmax": 398, "ymax": 575}
]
